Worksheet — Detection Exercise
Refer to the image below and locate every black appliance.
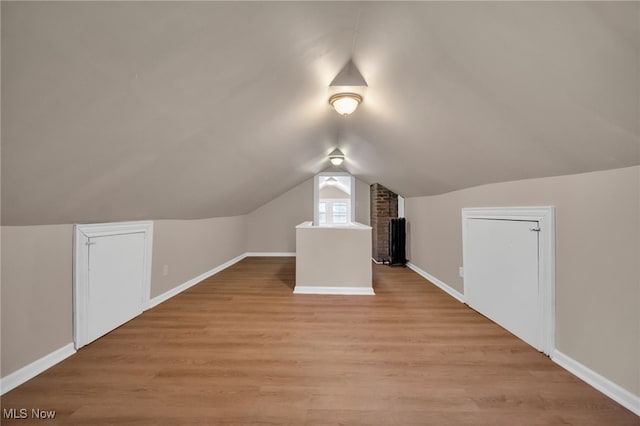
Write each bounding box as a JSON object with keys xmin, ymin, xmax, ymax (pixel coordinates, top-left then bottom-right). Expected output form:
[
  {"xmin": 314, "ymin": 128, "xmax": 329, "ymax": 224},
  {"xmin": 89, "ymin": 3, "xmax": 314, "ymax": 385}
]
[{"xmin": 388, "ymin": 217, "xmax": 407, "ymax": 266}]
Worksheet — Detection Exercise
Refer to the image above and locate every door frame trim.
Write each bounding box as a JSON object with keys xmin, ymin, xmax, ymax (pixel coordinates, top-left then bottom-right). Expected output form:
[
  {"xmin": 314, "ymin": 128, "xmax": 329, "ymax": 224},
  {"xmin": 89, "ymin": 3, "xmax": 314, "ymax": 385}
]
[
  {"xmin": 73, "ymin": 221, "xmax": 154, "ymax": 349},
  {"xmin": 462, "ymin": 207, "xmax": 555, "ymax": 355}
]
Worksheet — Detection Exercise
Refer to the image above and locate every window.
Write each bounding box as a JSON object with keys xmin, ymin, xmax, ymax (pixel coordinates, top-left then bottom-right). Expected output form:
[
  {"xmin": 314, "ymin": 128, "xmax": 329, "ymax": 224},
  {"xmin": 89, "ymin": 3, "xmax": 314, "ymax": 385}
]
[
  {"xmin": 332, "ymin": 202, "xmax": 348, "ymax": 224},
  {"xmin": 319, "ymin": 202, "xmax": 326, "ymax": 224},
  {"xmin": 316, "ymin": 199, "xmax": 350, "ymax": 225},
  {"xmin": 313, "ymin": 172, "xmax": 355, "ymax": 226}
]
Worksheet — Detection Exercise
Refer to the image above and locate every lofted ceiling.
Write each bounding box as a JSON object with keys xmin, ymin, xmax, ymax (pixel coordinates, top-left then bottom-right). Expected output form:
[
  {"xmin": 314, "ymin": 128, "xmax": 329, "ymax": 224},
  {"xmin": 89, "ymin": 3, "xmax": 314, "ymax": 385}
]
[{"xmin": 2, "ymin": 2, "xmax": 638, "ymax": 225}]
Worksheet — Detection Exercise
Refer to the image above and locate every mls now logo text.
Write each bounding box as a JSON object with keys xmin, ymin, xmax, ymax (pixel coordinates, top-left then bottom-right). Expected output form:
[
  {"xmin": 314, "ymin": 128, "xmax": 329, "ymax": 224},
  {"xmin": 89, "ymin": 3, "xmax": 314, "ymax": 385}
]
[{"xmin": 3, "ymin": 408, "xmax": 56, "ymax": 419}]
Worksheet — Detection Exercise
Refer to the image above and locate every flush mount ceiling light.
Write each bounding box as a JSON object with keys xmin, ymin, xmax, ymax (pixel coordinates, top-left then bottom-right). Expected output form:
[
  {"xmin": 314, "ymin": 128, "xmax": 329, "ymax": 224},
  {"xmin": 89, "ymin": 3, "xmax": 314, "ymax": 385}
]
[
  {"xmin": 329, "ymin": 59, "xmax": 367, "ymax": 117},
  {"xmin": 329, "ymin": 93, "xmax": 363, "ymax": 116},
  {"xmin": 329, "ymin": 148, "xmax": 345, "ymax": 166}
]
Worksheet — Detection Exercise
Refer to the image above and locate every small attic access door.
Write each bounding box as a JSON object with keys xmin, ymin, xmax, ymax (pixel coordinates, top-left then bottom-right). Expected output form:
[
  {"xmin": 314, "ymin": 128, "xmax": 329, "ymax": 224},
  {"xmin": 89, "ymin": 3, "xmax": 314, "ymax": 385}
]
[
  {"xmin": 462, "ymin": 207, "xmax": 555, "ymax": 355},
  {"xmin": 73, "ymin": 221, "xmax": 153, "ymax": 349}
]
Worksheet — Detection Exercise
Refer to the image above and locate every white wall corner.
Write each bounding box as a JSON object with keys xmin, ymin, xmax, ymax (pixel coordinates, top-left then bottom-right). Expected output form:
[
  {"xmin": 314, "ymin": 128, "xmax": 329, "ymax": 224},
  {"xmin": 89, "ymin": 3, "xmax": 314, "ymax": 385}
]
[
  {"xmin": 552, "ymin": 350, "xmax": 640, "ymax": 416},
  {"xmin": 0, "ymin": 343, "xmax": 76, "ymax": 396},
  {"xmin": 406, "ymin": 262, "xmax": 465, "ymax": 303},
  {"xmin": 148, "ymin": 253, "xmax": 247, "ymax": 309}
]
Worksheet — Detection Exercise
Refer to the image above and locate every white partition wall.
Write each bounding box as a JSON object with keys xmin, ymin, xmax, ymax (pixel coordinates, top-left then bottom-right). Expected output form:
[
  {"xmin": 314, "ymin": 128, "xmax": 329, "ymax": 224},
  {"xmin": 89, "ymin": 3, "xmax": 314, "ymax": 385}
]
[{"xmin": 295, "ymin": 221, "xmax": 373, "ymax": 295}]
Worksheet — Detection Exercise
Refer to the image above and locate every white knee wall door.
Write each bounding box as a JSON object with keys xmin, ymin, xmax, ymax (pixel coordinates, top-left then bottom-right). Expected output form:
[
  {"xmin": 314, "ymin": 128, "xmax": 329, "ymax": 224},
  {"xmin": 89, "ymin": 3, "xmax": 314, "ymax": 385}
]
[
  {"xmin": 465, "ymin": 218, "xmax": 541, "ymax": 350},
  {"xmin": 74, "ymin": 222, "xmax": 153, "ymax": 349},
  {"xmin": 462, "ymin": 207, "xmax": 555, "ymax": 355}
]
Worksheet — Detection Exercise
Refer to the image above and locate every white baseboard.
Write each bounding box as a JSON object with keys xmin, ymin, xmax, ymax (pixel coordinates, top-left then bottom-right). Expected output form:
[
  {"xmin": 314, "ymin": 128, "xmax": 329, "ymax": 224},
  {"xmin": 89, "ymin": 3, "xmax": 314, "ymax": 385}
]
[
  {"xmin": 371, "ymin": 258, "xmax": 383, "ymax": 265},
  {"xmin": 148, "ymin": 253, "xmax": 247, "ymax": 309},
  {"xmin": 552, "ymin": 350, "xmax": 640, "ymax": 416},
  {"xmin": 245, "ymin": 252, "xmax": 296, "ymax": 257},
  {"xmin": 294, "ymin": 286, "xmax": 375, "ymax": 295},
  {"xmin": 1, "ymin": 343, "xmax": 76, "ymax": 395},
  {"xmin": 406, "ymin": 262, "xmax": 465, "ymax": 303}
]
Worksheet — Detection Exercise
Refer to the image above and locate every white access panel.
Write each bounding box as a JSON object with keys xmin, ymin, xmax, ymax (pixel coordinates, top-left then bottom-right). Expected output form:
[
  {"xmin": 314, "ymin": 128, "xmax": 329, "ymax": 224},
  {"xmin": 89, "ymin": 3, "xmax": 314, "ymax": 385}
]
[
  {"xmin": 465, "ymin": 218, "xmax": 541, "ymax": 350},
  {"xmin": 86, "ymin": 232, "xmax": 146, "ymax": 344},
  {"xmin": 74, "ymin": 221, "xmax": 153, "ymax": 349}
]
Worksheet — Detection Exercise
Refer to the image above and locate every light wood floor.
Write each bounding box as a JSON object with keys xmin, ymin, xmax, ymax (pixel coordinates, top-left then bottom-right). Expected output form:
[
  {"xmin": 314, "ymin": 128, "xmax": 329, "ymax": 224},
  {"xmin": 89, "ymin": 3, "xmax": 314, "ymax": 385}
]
[{"xmin": 2, "ymin": 257, "xmax": 637, "ymax": 425}]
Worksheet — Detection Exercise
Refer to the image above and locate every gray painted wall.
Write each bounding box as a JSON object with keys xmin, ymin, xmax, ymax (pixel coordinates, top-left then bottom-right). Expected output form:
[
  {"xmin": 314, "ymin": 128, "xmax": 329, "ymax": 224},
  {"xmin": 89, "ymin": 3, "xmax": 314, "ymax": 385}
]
[
  {"xmin": 1, "ymin": 225, "xmax": 74, "ymax": 376},
  {"xmin": 245, "ymin": 177, "xmax": 370, "ymax": 253},
  {"xmin": 151, "ymin": 217, "xmax": 246, "ymax": 298},
  {"xmin": 1, "ymin": 217, "xmax": 247, "ymax": 377},
  {"xmin": 246, "ymin": 180, "xmax": 314, "ymax": 253},
  {"xmin": 405, "ymin": 165, "xmax": 640, "ymax": 396}
]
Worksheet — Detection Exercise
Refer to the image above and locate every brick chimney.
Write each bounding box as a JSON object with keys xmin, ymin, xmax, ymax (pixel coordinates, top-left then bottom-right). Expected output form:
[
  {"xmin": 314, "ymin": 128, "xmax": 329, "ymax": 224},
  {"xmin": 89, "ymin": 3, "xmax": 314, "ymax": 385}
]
[{"xmin": 370, "ymin": 183, "xmax": 399, "ymax": 262}]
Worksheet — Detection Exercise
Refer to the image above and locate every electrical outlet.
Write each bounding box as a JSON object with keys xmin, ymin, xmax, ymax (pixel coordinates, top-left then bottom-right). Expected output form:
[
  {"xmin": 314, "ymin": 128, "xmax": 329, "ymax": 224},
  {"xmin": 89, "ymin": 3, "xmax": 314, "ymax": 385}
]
[
  {"xmin": 163, "ymin": 265, "xmax": 169, "ymax": 276},
  {"xmin": 459, "ymin": 267, "xmax": 464, "ymax": 278}
]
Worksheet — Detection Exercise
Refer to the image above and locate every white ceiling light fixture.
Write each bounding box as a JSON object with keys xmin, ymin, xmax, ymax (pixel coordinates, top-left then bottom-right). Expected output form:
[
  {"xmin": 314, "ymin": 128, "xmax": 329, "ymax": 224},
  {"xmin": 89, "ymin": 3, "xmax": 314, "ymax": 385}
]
[
  {"xmin": 329, "ymin": 93, "xmax": 363, "ymax": 116},
  {"xmin": 329, "ymin": 148, "xmax": 345, "ymax": 166},
  {"xmin": 329, "ymin": 60, "xmax": 367, "ymax": 117}
]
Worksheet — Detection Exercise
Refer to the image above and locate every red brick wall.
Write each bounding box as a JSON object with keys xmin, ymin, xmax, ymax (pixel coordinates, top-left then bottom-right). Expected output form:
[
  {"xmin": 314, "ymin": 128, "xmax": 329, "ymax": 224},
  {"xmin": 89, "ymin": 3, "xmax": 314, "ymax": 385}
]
[{"xmin": 370, "ymin": 183, "xmax": 399, "ymax": 262}]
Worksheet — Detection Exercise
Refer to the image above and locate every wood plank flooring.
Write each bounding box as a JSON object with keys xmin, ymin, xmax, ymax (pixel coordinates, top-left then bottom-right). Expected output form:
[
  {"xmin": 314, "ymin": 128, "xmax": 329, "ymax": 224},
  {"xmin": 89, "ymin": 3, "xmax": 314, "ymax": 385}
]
[{"xmin": 2, "ymin": 257, "xmax": 637, "ymax": 425}]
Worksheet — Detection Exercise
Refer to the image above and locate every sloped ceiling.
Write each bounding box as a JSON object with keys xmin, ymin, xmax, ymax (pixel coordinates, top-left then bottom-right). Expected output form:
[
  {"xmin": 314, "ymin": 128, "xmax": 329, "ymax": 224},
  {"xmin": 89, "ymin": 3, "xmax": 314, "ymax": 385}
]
[{"xmin": 2, "ymin": 2, "xmax": 638, "ymax": 225}]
